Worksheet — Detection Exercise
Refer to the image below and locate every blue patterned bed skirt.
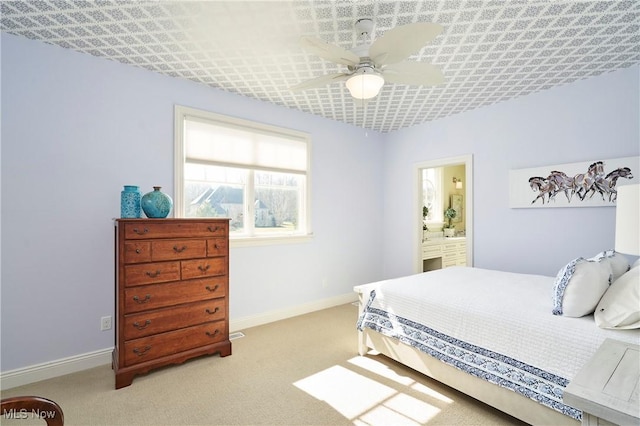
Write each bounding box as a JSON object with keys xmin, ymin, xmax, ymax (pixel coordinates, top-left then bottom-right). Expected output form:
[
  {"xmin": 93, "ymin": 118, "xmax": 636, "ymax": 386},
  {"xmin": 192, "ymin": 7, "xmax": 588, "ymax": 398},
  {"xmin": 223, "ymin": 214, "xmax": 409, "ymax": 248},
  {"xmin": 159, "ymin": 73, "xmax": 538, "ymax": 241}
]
[{"xmin": 357, "ymin": 290, "xmax": 581, "ymax": 421}]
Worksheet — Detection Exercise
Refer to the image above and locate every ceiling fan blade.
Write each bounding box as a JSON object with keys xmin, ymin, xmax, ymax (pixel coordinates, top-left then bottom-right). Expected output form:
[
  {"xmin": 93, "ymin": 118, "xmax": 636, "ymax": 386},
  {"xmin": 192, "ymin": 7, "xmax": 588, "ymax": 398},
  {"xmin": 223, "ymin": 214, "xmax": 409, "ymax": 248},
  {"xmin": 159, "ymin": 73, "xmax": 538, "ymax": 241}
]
[
  {"xmin": 299, "ymin": 36, "xmax": 360, "ymax": 66},
  {"xmin": 382, "ymin": 61, "xmax": 444, "ymax": 86},
  {"xmin": 369, "ymin": 22, "xmax": 443, "ymax": 65},
  {"xmin": 290, "ymin": 73, "xmax": 350, "ymax": 92}
]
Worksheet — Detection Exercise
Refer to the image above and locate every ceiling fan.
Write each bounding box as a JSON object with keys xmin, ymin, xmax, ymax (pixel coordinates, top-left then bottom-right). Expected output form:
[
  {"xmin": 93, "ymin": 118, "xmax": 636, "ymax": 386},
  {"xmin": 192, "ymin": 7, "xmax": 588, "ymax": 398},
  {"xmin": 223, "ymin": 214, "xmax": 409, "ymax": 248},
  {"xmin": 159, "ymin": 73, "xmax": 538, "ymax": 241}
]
[{"xmin": 290, "ymin": 19, "xmax": 444, "ymax": 101}]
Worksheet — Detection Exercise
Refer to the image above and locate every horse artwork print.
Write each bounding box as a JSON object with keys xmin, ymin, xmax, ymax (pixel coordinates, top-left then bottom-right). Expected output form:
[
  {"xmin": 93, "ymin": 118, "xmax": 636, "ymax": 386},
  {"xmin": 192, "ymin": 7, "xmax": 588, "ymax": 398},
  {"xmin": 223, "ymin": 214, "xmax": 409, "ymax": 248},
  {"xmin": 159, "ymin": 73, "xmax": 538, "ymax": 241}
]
[{"xmin": 509, "ymin": 156, "xmax": 639, "ymax": 208}]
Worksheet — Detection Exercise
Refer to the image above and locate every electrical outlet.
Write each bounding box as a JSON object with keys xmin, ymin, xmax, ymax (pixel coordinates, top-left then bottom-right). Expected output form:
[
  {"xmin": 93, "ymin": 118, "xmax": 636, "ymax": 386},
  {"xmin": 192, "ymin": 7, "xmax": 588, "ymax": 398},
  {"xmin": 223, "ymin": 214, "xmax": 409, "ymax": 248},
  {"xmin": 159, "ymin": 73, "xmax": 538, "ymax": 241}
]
[{"xmin": 100, "ymin": 316, "xmax": 112, "ymax": 331}]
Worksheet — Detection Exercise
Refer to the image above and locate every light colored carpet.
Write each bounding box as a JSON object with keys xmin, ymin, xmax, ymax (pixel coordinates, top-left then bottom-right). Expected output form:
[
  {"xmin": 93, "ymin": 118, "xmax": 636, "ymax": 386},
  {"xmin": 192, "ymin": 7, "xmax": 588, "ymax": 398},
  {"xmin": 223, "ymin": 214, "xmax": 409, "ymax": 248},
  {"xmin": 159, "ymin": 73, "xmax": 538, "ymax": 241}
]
[{"xmin": 1, "ymin": 304, "xmax": 527, "ymax": 425}]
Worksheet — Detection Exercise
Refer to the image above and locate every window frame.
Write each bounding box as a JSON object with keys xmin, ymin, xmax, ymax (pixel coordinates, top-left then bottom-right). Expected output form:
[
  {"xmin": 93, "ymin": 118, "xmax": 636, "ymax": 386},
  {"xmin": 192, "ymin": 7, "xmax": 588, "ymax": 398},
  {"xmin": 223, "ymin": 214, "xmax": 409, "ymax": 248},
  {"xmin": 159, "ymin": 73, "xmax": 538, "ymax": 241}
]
[{"xmin": 174, "ymin": 105, "xmax": 312, "ymax": 246}]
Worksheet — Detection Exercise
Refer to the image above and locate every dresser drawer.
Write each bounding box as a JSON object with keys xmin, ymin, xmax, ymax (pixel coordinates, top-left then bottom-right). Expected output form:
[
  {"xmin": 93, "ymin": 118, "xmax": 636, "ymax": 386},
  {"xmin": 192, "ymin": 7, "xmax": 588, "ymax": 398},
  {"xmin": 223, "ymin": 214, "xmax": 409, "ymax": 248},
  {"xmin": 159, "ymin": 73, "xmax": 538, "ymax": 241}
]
[
  {"xmin": 124, "ymin": 320, "xmax": 227, "ymax": 366},
  {"xmin": 151, "ymin": 239, "xmax": 207, "ymax": 261},
  {"xmin": 442, "ymin": 242, "xmax": 461, "ymax": 253},
  {"xmin": 124, "ymin": 261, "xmax": 180, "ymax": 287},
  {"xmin": 442, "ymin": 249, "xmax": 458, "ymax": 259},
  {"xmin": 443, "ymin": 258, "xmax": 458, "ymax": 268},
  {"xmin": 181, "ymin": 257, "xmax": 226, "ymax": 280},
  {"xmin": 124, "ymin": 277, "xmax": 227, "ymax": 313},
  {"xmin": 207, "ymin": 238, "xmax": 227, "ymax": 257},
  {"xmin": 124, "ymin": 242, "xmax": 152, "ymax": 264},
  {"xmin": 124, "ymin": 298, "xmax": 226, "ymax": 340},
  {"xmin": 123, "ymin": 221, "xmax": 228, "ymax": 240},
  {"xmin": 422, "ymin": 245, "xmax": 442, "ymax": 260}
]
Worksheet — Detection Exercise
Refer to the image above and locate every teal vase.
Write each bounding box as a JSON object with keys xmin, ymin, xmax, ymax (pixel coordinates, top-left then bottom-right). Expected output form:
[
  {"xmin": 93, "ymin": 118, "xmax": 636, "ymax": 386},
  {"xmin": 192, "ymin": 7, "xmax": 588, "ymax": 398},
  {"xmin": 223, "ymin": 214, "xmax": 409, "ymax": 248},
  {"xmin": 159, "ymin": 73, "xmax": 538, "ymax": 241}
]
[
  {"xmin": 120, "ymin": 185, "xmax": 141, "ymax": 218},
  {"xmin": 141, "ymin": 186, "xmax": 173, "ymax": 218}
]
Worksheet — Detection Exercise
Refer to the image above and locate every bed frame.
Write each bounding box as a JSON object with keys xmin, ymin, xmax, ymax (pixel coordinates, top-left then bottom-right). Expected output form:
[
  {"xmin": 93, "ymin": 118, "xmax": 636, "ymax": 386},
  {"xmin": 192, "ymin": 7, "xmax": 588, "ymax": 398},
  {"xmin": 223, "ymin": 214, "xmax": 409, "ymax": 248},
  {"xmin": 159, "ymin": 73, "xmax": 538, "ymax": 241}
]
[{"xmin": 355, "ymin": 288, "xmax": 579, "ymax": 426}]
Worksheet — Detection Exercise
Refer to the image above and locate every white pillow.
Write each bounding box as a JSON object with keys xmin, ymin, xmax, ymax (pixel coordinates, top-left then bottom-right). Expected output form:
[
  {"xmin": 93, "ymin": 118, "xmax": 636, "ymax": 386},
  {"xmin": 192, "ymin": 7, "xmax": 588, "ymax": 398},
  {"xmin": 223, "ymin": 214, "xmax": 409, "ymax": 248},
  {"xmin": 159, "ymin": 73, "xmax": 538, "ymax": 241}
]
[
  {"xmin": 594, "ymin": 266, "xmax": 640, "ymax": 329},
  {"xmin": 589, "ymin": 250, "xmax": 630, "ymax": 282},
  {"xmin": 552, "ymin": 257, "xmax": 612, "ymax": 317}
]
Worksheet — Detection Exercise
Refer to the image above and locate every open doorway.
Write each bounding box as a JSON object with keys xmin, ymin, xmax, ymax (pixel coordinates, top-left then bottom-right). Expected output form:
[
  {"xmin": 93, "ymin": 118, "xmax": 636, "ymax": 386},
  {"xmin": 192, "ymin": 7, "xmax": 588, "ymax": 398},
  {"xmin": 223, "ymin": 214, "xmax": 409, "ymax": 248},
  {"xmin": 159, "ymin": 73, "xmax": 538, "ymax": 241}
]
[{"xmin": 414, "ymin": 155, "xmax": 473, "ymax": 273}]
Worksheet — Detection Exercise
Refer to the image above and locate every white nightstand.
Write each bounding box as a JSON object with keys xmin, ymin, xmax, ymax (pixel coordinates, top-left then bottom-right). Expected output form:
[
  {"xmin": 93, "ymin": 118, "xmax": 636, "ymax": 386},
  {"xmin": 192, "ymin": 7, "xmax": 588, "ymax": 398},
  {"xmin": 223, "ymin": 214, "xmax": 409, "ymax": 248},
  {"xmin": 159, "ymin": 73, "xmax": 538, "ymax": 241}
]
[{"xmin": 564, "ymin": 338, "xmax": 640, "ymax": 426}]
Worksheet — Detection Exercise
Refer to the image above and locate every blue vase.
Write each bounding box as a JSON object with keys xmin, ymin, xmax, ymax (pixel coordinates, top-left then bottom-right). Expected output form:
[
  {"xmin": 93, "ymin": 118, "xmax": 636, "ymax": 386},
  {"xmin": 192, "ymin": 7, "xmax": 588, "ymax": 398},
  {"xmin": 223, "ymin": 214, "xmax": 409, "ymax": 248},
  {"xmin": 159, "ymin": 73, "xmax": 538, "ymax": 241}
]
[
  {"xmin": 141, "ymin": 186, "xmax": 173, "ymax": 218},
  {"xmin": 121, "ymin": 185, "xmax": 141, "ymax": 218}
]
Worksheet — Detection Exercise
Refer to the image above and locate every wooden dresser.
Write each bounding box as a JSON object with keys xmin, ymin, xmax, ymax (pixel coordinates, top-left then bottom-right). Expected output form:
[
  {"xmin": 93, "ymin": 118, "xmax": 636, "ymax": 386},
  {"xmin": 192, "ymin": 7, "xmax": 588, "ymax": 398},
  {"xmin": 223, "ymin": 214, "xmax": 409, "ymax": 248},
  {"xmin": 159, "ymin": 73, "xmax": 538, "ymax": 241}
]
[{"xmin": 113, "ymin": 218, "xmax": 231, "ymax": 389}]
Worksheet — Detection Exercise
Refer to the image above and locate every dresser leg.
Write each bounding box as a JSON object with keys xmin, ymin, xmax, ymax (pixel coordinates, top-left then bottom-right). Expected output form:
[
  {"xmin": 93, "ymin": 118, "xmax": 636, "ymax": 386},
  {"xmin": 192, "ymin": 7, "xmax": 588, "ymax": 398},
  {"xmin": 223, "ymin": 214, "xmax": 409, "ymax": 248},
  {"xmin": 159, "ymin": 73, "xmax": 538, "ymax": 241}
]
[
  {"xmin": 219, "ymin": 341, "xmax": 232, "ymax": 357},
  {"xmin": 115, "ymin": 372, "xmax": 135, "ymax": 389}
]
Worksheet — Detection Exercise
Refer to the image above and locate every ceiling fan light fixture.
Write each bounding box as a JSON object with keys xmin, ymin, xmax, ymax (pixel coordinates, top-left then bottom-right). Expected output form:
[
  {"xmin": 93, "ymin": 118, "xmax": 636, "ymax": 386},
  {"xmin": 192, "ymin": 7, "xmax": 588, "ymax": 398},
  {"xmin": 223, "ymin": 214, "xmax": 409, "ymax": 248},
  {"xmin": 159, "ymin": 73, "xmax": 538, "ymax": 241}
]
[{"xmin": 345, "ymin": 68, "xmax": 384, "ymax": 100}]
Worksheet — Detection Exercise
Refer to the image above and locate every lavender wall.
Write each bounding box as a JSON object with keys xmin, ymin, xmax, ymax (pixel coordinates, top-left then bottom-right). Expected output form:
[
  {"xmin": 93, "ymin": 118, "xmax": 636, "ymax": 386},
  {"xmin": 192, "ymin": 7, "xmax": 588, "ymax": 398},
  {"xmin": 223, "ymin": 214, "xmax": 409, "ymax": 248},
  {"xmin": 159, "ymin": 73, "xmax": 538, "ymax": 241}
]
[
  {"xmin": 0, "ymin": 33, "xmax": 384, "ymax": 372},
  {"xmin": 382, "ymin": 65, "xmax": 640, "ymax": 278},
  {"xmin": 2, "ymin": 31, "xmax": 638, "ymax": 374}
]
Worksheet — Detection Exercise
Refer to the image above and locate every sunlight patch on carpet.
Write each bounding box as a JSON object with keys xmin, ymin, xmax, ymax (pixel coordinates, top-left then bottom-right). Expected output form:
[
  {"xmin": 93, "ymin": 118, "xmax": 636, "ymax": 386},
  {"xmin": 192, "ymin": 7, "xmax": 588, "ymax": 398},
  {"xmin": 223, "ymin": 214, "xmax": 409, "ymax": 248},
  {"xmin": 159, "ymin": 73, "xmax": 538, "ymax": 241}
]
[
  {"xmin": 348, "ymin": 356, "xmax": 454, "ymax": 404},
  {"xmin": 294, "ymin": 365, "xmax": 441, "ymax": 424},
  {"xmin": 356, "ymin": 393, "xmax": 441, "ymax": 425}
]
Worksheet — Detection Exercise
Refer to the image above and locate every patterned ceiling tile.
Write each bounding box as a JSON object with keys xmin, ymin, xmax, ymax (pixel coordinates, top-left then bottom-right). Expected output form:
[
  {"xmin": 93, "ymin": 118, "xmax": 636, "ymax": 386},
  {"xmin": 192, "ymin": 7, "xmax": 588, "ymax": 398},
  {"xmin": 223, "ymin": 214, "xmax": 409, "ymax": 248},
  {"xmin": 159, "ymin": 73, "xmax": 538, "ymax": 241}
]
[{"xmin": 1, "ymin": 0, "xmax": 639, "ymax": 133}]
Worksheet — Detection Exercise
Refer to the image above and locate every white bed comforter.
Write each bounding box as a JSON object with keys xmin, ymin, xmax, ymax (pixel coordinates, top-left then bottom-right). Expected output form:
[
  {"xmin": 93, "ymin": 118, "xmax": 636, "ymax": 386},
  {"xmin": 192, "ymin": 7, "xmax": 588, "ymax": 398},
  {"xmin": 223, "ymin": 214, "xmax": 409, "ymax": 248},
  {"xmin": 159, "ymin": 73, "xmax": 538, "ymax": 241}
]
[{"xmin": 356, "ymin": 266, "xmax": 640, "ymax": 420}]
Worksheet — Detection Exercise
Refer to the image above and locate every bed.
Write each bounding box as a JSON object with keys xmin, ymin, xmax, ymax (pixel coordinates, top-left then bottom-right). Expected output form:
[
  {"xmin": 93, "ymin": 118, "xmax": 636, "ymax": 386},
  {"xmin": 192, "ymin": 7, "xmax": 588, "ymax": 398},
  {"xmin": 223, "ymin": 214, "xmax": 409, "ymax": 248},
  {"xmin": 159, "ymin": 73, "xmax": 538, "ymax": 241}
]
[{"xmin": 354, "ymin": 265, "xmax": 640, "ymax": 425}]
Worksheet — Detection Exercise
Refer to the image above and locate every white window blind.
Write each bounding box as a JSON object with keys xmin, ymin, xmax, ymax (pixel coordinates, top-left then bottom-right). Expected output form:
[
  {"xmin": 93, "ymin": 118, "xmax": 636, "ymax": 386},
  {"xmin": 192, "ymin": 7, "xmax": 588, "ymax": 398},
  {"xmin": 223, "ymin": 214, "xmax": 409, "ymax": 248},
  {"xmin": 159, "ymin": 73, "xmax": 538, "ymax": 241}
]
[{"xmin": 184, "ymin": 117, "xmax": 307, "ymax": 173}]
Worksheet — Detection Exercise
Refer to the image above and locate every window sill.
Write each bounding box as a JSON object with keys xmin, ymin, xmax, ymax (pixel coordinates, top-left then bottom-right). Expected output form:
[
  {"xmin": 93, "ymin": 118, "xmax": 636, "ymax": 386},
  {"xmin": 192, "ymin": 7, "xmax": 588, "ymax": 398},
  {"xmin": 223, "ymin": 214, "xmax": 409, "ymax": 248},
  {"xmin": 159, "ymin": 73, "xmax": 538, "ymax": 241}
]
[{"xmin": 230, "ymin": 233, "xmax": 314, "ymax": 248}]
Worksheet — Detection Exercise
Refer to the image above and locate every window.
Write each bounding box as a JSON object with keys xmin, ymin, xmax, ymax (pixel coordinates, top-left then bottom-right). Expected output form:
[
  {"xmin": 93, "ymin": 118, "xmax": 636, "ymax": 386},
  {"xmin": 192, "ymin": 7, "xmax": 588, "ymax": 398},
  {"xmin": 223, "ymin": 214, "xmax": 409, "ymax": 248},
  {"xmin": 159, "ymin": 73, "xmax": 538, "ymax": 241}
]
[
  {"xmin": 175, "ymin": 106, "xmax": 311, "ymax": 243},
  {"xmin": 422, "ymin": 167, "xmax": 443, "ymax": 224}
]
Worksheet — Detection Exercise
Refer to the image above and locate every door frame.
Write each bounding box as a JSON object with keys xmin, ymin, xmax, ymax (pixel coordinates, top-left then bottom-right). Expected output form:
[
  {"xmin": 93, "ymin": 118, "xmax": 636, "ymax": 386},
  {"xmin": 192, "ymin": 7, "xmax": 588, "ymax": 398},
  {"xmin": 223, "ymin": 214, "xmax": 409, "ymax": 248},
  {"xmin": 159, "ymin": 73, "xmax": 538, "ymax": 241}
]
[{"xmin": 414, "ymin": 154, "xmax": 474, "ymax": 273}]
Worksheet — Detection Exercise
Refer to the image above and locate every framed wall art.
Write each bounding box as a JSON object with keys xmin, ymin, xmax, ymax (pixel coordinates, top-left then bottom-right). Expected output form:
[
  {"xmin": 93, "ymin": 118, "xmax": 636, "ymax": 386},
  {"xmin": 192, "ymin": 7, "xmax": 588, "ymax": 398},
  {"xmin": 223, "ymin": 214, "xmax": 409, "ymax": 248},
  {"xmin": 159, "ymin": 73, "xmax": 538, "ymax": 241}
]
[{"xmin": 509, "ymin": 156, "xmax": 639, "ymax": 208}]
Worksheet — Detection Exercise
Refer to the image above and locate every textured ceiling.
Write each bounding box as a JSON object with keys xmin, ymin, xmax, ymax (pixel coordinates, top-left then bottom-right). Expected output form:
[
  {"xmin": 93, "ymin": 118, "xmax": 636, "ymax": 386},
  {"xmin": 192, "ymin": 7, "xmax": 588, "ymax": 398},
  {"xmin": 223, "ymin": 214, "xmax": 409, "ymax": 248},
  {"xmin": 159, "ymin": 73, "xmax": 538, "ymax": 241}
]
[{"xmin": 2, "ymin": 0, "xmax": 639, "ymax": 133}]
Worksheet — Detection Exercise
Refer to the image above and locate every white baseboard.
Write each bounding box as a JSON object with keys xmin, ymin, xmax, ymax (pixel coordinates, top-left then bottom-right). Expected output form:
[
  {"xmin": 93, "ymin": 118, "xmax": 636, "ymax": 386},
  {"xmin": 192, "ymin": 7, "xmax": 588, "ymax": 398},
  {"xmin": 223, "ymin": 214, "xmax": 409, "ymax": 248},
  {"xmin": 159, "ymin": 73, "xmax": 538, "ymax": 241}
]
[
  {"xmin": 230, "ymin": 292, "xmax": 357, "ymax": 332},
  {"xmin": 0, "ymin": 293, "xmax": 357, "ymax": 390},
  {"xmin": 0, "ymin": 348, "xmax": 113, "ymax": 390}
]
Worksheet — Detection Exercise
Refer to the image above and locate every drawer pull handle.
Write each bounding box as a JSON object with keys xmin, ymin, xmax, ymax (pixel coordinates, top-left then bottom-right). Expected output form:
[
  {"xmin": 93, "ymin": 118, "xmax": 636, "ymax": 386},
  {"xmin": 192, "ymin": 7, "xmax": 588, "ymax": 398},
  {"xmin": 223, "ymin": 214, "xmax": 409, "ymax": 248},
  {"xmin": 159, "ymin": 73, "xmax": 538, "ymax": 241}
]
[
  {"xmin": 205, "ymin": 284, "xmax": 219, "ymax": 292},
  {"xmin": 206, "ymin": 330, "xmax": 220, "ymax": 337},
  {"xmin": 133, "ymin": 227, "xmax": 149, "ymax": 235},
  {"xmin": 198, "ymin": 264, "xmax": 211, "ymax": 273},
  {"xmin": 135, "ymin": 248, "xmax": 141, "ymax": 254},
  {"xmin": 173, "ymin": 245, "xmax": 187, "ymax": 253},
  {"xmin": 206, "ymin": 307, "xmax": 220, "ymax": 315},
  {"xmin": 133, "ymin": 320, "xmax": 151, "ymax": 330},
  {"xmin": 133, "ymin": 294, "xmax": 151, "ymax": 304},
  {"xmin": 133, "ymin": 346, "xmax": 151, "ymax": 356},
  {"xmin": 207, "ymin": 226, "xmax": 219, "ymax": 233},
  {"xmin": 146, "ymin": 270, "xmax": 161, "ymax": 278}
]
